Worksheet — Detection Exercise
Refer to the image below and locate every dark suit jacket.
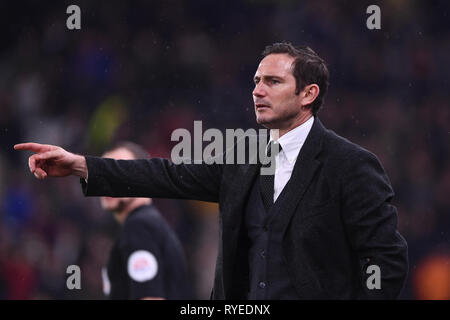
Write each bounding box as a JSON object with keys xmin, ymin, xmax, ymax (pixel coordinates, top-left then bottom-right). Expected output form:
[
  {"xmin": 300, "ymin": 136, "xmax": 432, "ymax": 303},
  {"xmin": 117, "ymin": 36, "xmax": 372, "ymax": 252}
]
[{"xmin": 81, "ymin": 118, "xmax": 408, "ymax": 299}]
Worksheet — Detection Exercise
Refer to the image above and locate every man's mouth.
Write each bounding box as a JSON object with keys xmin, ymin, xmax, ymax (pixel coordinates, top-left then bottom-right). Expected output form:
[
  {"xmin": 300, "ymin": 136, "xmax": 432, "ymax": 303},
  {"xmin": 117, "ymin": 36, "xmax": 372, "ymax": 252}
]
[{"xmin": 255, "ymin": 103, "xmax": 271, "ymax": 109}]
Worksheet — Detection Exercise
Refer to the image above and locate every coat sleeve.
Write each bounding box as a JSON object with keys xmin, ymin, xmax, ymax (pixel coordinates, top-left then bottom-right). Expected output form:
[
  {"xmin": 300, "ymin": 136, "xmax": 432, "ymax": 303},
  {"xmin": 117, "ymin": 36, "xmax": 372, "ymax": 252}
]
[
  {"xmin": 80, "ymin": 156, "xmax": 222, "ymax": 202},
  {"xmin": 341, "ymin": 149, "xmax": 408, "ymax": 299}
]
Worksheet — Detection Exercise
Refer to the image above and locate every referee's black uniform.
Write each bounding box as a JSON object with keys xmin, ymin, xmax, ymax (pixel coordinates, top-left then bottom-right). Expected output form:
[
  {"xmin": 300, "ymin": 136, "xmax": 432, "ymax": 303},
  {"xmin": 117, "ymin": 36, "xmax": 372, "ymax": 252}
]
[{"xmin": 102, "ymin": 204, "xmax": 189, "ymax": 299}]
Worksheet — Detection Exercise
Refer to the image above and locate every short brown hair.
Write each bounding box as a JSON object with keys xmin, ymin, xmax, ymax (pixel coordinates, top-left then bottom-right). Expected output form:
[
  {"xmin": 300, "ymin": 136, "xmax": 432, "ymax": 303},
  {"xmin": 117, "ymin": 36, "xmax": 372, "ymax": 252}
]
[{"xmin": 262, "ymin": 42, "xmax": 329, "ymax": 116}]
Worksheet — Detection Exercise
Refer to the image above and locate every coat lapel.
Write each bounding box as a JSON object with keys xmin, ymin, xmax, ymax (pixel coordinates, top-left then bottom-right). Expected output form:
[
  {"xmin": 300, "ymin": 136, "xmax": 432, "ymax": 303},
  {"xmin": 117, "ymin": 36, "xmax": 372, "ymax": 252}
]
[
  {"xmin": 225, "ymin": 160, "xmax": 260, "ymax": 229},
  {"xmin": 224, "ymin": 118, "xmax": 326, "ymax": 232},
  {"xmin": 221, "ymin": 144, "xmax": 260, "ymax": 298},
  {"xmin": 273, "ymin": 117, "xmax": 326, "ymax": 234}
]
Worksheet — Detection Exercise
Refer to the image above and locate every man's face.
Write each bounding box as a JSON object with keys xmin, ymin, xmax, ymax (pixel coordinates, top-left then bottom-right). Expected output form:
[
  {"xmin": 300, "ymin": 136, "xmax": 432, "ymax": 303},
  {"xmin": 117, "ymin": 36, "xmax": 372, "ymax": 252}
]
[
  {"xmin": 99, "ymin": 148, "xmax": 135, "ymax": 213},
  {"xmin": 253, "ymin": 53, "xmax": 303, "ymax": 129}
]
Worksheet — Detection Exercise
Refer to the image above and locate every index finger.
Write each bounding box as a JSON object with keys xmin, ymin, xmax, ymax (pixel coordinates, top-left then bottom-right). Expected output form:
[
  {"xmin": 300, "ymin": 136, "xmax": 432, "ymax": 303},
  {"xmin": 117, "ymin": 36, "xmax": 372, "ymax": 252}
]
[{"xmin": 14, "ymin": 143, "xmax": 53, "ymax": 153}]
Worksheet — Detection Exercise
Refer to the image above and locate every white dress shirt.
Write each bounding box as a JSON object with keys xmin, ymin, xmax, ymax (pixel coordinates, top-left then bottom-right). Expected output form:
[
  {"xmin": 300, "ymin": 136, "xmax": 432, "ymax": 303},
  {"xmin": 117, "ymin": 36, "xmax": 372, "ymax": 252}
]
[{"xmin": 268, "ymin": 116, "xmax": 314, "ymax": 202}]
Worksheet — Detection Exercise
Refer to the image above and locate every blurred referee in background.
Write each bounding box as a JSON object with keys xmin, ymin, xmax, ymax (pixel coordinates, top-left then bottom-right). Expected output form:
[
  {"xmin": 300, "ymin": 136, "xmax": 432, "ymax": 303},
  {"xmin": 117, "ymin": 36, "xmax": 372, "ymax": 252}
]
[{"xmin": 99, "ymin": 141, "xmax": 189, "ymax": 300}]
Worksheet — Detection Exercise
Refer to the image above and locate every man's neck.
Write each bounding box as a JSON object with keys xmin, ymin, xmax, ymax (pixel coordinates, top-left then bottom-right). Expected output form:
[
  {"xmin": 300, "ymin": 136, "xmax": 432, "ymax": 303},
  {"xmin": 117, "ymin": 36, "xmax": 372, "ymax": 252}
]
[{"xmin": 273, "ymin": 112, "xmax": 313, "ymax": 139}]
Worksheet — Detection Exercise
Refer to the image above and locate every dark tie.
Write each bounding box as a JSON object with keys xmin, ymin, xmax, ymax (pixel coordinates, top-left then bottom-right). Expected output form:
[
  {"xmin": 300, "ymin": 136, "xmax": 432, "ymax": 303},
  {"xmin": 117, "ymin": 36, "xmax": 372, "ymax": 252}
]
[{"xmin": 260, "ymin": 141, "xmax": 282, "ymax": 212}]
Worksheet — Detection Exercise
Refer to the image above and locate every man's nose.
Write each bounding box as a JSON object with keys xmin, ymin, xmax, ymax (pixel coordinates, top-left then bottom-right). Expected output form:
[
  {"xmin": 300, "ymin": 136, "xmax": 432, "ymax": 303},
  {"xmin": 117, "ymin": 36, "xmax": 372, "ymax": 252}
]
[{"xmin": 253, "ymin": 83, "xmax": 266, "ymax": 98}]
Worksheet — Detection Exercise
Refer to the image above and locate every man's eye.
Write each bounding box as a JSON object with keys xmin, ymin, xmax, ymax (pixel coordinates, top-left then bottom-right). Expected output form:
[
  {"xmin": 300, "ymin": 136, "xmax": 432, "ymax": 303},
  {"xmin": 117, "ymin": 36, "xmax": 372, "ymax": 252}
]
[{"xmin": 271, "ymin": 79, "xmax": 280, "ymax": 84}]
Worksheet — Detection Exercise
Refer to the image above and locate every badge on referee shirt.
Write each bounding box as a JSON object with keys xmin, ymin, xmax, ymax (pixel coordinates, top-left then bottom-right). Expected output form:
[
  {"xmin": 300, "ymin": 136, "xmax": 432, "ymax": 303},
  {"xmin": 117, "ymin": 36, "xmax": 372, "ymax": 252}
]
[{"xmin": 127, "ymin": 250, "xmax": 158, "ymax": 282}]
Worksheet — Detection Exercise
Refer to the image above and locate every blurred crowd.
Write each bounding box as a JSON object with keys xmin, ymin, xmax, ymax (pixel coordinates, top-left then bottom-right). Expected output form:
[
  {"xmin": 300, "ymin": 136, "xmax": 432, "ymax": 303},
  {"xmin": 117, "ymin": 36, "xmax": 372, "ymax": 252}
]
[{"xmin": 0, "ymin": 0, "xmax": 449, "ymax": 299}]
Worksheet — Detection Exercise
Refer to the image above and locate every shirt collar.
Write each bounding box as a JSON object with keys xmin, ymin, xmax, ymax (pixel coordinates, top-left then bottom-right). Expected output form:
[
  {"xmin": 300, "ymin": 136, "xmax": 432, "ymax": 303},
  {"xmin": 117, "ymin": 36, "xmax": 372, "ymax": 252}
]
[{"xmin": 268, "ymin": 116, "xmax": 315, "ymax": 164}]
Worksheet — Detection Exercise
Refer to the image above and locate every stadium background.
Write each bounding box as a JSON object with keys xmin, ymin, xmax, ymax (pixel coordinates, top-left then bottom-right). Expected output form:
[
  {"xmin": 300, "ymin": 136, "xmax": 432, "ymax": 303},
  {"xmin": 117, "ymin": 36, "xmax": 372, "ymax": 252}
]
[{"xmin": 0, "ymin": 0, "xmax": 449, "ymax": 299}]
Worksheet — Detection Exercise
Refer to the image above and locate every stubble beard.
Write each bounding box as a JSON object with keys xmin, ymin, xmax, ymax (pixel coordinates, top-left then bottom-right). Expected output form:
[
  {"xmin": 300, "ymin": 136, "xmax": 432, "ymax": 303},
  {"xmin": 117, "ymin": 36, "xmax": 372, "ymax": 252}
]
[{"xmin": 256, "ymin": 106, "xmax": 299, "ymax": 131}]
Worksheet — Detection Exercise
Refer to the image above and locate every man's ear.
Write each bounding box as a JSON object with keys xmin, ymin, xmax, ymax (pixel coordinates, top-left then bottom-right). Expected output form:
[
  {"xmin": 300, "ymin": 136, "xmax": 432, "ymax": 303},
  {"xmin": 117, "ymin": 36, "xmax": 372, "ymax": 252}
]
[{"xmin": 299, "ymin": 84, "xmax": 320, "ymax": 107}]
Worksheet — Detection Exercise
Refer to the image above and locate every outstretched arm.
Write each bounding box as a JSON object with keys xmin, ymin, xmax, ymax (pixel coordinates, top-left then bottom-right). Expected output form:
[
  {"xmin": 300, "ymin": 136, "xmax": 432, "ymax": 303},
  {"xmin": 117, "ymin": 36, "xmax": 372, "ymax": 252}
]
[
  {"xmin": 80, "ymin": 155, "xmax": 222, "ymax": 202},
  {"xmin": 14, "ymin": 142, "xmax": 222, "ymax": 202}
]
